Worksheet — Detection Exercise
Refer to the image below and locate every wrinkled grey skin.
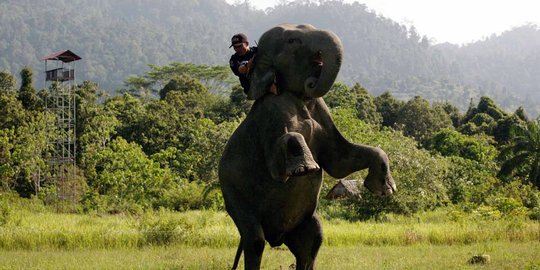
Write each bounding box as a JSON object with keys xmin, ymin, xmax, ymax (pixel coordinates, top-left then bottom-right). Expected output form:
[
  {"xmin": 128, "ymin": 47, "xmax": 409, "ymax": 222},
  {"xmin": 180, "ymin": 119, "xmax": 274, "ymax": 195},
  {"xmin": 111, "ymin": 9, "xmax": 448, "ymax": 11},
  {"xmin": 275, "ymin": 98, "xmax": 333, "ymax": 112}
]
[{"xmin": 219, "ymin": 24, "xmax": 396, "ymax": 270}]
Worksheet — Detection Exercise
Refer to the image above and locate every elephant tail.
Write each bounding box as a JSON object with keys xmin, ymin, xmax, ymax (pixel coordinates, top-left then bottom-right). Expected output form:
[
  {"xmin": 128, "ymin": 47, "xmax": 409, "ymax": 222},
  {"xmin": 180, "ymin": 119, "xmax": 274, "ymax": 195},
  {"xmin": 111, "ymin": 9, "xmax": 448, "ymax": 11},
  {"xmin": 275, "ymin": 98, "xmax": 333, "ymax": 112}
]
[{"xmin": 231, "ymin": 238, "xmax": 243, "ymax": 270}]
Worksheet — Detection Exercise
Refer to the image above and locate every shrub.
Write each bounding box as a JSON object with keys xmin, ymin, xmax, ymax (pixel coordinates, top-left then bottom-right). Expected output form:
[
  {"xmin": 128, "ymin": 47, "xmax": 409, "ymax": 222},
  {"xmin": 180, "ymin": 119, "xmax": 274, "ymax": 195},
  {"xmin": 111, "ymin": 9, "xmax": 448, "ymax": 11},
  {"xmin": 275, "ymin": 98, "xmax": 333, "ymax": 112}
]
[
  {"xmin": 331, "ymin": 108, "xmax": 449, "ymax": 218},
  {"xmin": 530, "ymin": 207, "xmax": 540, "ymax": 220},
  {"xmin": 138, "ymin": 210, "xmax": 184, "ymax": 246},
  {"xmin": 156, "ymin": 180, "xmax": 223, "ymax": 211},
  {"xmin": 0, "ymin": 201, "xmax": 10, "ymax": 226},
  {"xmin": 443, "ymin": 156, "xmax": 499, "ymax": 205},
  {"xmin": 429, "ymin": 129, "xmax": 498, "ymax": 163},
  {"xmin": 472, "ymin": 205, "xmax": 502, "ymax": 220},
  {"xmin": 82, "ymin": 137, "xmax": 174, "ymax": 213}
]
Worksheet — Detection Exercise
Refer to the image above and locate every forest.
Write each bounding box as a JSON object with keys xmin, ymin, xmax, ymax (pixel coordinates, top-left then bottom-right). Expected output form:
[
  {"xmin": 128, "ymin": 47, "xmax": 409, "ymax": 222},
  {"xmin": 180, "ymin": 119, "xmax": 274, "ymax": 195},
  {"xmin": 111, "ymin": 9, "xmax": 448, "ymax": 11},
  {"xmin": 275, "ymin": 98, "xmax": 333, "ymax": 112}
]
[
  {"xmin": 0, "ymin": 0, "xmax": 539, "ymax": 117},
  {"xmin": 1, "ymin": 62, "xmax": 539, "ymax": 221}
]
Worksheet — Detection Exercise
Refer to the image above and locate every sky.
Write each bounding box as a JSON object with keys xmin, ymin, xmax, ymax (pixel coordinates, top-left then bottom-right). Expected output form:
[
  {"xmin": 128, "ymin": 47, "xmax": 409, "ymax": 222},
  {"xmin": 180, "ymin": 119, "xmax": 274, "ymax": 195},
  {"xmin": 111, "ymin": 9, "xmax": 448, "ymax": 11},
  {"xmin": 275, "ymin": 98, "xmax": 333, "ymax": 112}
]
[{"xmin": 226, "ymin": 0, "xmax": 540, "ymax": 45}]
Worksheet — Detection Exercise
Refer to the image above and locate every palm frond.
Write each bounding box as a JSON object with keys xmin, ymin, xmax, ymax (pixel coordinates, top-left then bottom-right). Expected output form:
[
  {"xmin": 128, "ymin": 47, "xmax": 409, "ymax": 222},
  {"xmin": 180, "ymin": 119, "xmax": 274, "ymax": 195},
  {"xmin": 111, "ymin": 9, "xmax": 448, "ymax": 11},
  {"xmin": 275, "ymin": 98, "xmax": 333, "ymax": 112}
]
[
  {"xmin": 498, "ymin": 152, "xmax": 532, "ymax": 177},
  {"xmin": 501, "ymin": 119, "xmax": 540, "ymax": 188}
]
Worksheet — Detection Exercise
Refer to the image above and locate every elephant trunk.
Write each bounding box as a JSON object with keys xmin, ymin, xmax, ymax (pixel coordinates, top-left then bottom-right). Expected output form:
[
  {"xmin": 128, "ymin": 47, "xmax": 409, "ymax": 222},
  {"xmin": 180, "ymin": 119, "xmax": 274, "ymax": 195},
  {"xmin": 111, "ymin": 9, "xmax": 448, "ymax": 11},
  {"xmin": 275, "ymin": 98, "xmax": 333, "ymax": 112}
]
[{"xmin": 304, "ymin": 30, "xmax": 343, "ymax": 98}]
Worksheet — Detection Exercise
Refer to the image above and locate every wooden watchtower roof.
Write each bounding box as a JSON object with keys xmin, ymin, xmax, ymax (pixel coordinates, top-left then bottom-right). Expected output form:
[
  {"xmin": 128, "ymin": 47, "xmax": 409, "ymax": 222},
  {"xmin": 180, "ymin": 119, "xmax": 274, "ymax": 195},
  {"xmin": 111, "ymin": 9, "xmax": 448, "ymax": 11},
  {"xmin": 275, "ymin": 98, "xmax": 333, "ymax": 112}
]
[{"xmin": 42, "ymin": 50, "xmax": 81, "ymax": 63}]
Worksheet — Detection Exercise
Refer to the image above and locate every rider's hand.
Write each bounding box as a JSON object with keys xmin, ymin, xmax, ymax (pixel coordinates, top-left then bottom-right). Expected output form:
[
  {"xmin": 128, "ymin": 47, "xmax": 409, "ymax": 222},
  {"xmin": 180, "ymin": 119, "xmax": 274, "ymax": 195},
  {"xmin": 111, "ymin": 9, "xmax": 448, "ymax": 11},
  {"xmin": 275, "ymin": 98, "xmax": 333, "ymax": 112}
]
[{"xmin": 238, "ymin": 64, "xmax": 248, "ymax": 74}]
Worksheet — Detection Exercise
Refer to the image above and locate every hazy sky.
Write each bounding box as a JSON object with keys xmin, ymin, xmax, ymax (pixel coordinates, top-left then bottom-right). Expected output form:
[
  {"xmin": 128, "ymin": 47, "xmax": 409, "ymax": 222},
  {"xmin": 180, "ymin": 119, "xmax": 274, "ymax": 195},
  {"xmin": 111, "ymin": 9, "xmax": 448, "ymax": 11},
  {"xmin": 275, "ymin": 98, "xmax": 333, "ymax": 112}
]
[{"xmin": 226, "ymin": 0, "xmax": 540, "ymax": 45}]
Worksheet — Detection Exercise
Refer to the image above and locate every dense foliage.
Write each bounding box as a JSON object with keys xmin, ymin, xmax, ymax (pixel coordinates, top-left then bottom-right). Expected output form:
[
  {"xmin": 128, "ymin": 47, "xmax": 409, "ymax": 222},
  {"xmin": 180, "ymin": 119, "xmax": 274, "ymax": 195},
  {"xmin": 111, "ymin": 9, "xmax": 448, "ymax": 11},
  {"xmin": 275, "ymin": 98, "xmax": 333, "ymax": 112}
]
[
  {"xmin": 0, "ymin": 0, "xmax": 539, "ymax": 116},
  {"xmin": 1, "ymin": 63, "xmax": 539, "ymax": 221}
]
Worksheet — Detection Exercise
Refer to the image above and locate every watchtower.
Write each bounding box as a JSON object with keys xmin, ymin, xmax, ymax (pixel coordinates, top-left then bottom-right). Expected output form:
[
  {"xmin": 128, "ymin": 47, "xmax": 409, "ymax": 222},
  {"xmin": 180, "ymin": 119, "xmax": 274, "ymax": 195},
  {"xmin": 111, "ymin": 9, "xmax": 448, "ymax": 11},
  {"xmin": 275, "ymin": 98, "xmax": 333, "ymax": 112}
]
[{"xmin": 42, "ymin": 50, "xmax": 81, "ymax": 206}]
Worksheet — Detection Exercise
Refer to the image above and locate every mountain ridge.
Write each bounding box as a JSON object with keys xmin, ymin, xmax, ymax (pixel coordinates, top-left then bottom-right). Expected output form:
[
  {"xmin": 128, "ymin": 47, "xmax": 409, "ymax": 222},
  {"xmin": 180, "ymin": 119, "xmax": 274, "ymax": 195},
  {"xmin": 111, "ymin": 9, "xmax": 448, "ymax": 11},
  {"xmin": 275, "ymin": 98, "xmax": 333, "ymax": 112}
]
[{"xmin": 0, "ymin": 0, "xmax": 538, "ymax": 116}]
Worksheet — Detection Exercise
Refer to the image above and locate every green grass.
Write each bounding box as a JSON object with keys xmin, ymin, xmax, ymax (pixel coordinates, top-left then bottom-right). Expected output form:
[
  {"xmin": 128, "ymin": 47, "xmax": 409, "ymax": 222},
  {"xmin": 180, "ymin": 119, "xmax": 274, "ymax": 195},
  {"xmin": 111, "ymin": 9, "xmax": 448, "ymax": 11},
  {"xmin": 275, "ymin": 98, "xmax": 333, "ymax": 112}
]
[
  {"xmin": 1, "ymin": 206, "xmax": 540, "ymax": 269},
  {"xmin": 1, "ymin": 208, "xmax": 539, "ymax": 250},
  {"xmin": 0, "ymin": 242, "xmax": 539, "ymax": 269}
]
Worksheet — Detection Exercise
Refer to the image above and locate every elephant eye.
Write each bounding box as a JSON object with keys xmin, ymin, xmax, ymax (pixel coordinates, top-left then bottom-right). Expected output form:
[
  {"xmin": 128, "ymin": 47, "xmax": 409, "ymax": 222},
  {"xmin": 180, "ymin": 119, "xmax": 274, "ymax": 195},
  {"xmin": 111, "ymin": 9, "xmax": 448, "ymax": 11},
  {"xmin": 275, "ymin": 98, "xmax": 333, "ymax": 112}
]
[
  {"xmin": 287, "ymin": 38, "xmax": 302, "ymax": 45},
  {"xmin": 381, "ymin": 163, "xmax": 387, "ymax": 172}
]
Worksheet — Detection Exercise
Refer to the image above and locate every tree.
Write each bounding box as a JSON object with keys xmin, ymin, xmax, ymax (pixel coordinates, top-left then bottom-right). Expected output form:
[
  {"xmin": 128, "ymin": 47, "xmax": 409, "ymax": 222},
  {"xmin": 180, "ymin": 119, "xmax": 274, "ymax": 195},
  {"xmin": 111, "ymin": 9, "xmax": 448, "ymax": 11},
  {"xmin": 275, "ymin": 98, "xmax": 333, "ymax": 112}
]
[
  {"xmin": 17, "ymin": 67, "xmax": 40, "ymax": 110},
  {"xmin": 493, "ymin": 114, "xmax": 526, "ymax": 145},
  {"xmin": 435, "ymin": 101, "xmax": 462, "ymax": 128},
  {"xmin": 350, "ymin": 83, "xmax": 381, "ymax": 125},
  {"xmin": 0, "ymin": 70, "xmax": 16, "ymax": 94},
  {"xmin": 476, "ymin": 96, "xmax": 506, "ymax": 120},
  {"xmin": 331, "ymin": 108, "xmax": 449, "ymax": 217},
  {"xmin": 324, "ymin": 83, "xmax": 384, "ymax": 127},
  {"xmin": 374, "ymin": 91, "xmax": 403, "ymax": 128},
  {"xmin": 228, "ymin": 84, "xmax": 253, "ymax": 116},
  {"xmin": 514, "ymin": 106, "xmax": 529, "ymax": 122},
  {"xmin": 83, "ymin": 137, "xmax": 174, "ymax": 213},
  {"xmin": 132, "ymin": 75, "xmax": 223, "ymax": 156},
  {"xmin": 498, "ymin": 119, "xmax": 540, "ymax": 188},
  {"xmin": 104, "ymin": 93, "xmax": 145, "ymax": 142},
  {"xmin": 9, "ymin": 112, "xmax": 51, "ymax": 197},
  {"xmin": 122, "ymin": 75, "xmax": 154, "ymax": 100},
  {"xmin": 395, "ymin": 96, "xmax": 453, "ymax": 146},
  {"xmin": 123, "ymin": 62, "xmax": 235, "ymax": 98},
  {"xmin": 0, "ymin": 73, "xmax": 50, "ymax": 196},
  {"xmin": 151, "ymin": 118, "xmax": 236, "ymax": 182},
  {"xmin": 323, "ymin": 81, "xmax": 353, "ymax": 108},
  {"xmin": 0, "ymin": 128, "xmax": 15, "ymax": 190},
  {"xmin": 75, "ymin": 81, "xmax": 119, "ymax": 168},
  {"xmin": 78, "ymin": 111, "xmax": 120, "ymax": 181},
  {"xmin": 206, "ymin": 84, "xmax": 253, "ymax": 123},
  {"xmin": 159, "ymin": 74, "xmax": 207, "ymax": 99},
  {"xmin": 430, "ymin": 128, "xmax": 497, "ymax": 163},
  {"xmin": 460, "ymin": 96, "xmax": 508, "ymax": 136},
  {"xmin": 464, "ymin": 113, "xmax": 497, "ymax": 135},
  {"xmin": 444, "ymin": 156, "xmax": 499, "ymax": 205},
  {"xmin": 0, "ymin": 93, "xmax": 26, "ymax": 129}
]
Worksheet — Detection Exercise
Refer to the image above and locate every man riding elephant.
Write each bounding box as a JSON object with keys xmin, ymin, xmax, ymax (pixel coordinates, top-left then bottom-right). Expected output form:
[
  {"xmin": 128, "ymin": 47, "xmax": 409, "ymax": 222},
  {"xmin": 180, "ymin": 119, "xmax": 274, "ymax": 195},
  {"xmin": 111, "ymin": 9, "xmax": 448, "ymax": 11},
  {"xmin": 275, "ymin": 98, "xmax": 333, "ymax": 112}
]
[{"xmin": 229, "ymin": 33, "xmax": 279, "ymax": 95}]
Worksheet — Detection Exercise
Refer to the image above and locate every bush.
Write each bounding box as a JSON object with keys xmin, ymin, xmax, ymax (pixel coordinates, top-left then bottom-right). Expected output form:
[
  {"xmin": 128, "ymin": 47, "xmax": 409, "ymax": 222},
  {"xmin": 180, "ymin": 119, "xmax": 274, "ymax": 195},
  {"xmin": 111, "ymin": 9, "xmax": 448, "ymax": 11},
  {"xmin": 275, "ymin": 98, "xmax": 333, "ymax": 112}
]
[
  {"xmin": 530, "ymin": 207, "xmax": 540, "ymax": 220},
  {"xmin": 318, "ymin": 197, "xmax": 363, "ymax": 221},
  {"xmin": 331, "ymin": 108, "xmax": 449, "ymax": 218},
  {"xmin": 81, "ymin": 137, "xmax": 175, "ymax": 213},
  {"xmin": 0, "ymin": 191, "xmax": 46, "ymax": 213},
  {"xmin": 472, "ymin": 205, "xmax": 502, "ymax": 220},
  {"xmin": 0, "ymin": 201, "xmax": 10, "ymax": 226},
  {"xmin": 443, "ymin": 156, "xmax": 499, "ymax": 205},
  {"xmin": 429, "ymin": 129, "xmax": 498, "ymax": 163},
  {"xmin": 156, "ymin": 180, "xmax": 223, "ymax": 211},
  {"xmin": 138, "ymin": 210, "xmax": 184, "ymax": 246}
]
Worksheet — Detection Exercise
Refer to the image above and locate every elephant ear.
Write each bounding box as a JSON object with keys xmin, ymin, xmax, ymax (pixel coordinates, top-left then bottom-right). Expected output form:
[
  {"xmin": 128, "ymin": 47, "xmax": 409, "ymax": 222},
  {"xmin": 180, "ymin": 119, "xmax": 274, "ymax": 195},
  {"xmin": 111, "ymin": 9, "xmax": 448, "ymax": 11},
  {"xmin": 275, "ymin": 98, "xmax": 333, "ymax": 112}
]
[{"xmin": 247, "ymin": 67, "xmax": 275, "ymax": 100}]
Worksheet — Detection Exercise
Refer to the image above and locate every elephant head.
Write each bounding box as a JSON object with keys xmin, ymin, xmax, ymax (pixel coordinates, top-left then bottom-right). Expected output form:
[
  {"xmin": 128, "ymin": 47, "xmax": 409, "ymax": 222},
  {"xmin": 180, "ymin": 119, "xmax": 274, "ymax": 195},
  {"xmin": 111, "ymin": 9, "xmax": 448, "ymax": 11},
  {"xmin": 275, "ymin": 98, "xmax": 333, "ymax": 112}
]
[{"xmin": 248, "ymin": 24, "xmax": 343, "ymax": 100}]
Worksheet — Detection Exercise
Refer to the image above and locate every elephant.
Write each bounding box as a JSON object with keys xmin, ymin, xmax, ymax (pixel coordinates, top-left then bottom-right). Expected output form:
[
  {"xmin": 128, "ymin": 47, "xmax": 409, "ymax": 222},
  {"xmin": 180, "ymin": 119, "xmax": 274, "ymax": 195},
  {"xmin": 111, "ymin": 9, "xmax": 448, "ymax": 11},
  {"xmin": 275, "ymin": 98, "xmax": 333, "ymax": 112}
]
[{"xmin": 218, "ymin": 24, "xmax": 396, "ymax": 270}]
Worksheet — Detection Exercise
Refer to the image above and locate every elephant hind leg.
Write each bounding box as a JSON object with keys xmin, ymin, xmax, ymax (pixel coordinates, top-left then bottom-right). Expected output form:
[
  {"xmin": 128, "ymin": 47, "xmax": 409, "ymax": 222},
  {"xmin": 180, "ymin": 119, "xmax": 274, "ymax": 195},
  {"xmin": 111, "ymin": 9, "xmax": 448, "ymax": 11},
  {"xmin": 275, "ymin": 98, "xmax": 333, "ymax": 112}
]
[
  {"xmin": 243, "ymin": 232, "xmax": 266, "ymax": 270},
  {"xmin": 284, "ymin": 215, "xmax": 323, "ymax": 270},
  {"xmin": 222, "ymin": 186, "xmax": 266, "ymax": 269}
]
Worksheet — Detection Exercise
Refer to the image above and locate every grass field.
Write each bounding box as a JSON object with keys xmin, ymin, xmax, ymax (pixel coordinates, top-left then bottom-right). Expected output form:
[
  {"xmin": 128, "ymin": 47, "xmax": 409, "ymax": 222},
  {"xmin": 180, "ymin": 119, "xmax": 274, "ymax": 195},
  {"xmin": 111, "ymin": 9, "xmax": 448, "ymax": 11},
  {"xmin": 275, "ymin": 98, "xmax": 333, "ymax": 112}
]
[
  {"xmin": 1, "ymin": 242, "xmax": 539, "ymax": 269},
  {"xmin": 0, "ymin": 207, "xmax": 539, "ymax": 269}
]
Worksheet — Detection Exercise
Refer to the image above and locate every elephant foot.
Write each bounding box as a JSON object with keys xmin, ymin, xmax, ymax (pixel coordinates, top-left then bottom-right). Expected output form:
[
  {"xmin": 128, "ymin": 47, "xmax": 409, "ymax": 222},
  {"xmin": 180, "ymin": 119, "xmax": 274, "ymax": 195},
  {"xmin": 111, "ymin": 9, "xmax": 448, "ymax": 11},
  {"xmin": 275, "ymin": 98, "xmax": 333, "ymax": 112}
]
[{"xmin": 286, "ymin": 155, "xmax": 320, "ymax": 178}]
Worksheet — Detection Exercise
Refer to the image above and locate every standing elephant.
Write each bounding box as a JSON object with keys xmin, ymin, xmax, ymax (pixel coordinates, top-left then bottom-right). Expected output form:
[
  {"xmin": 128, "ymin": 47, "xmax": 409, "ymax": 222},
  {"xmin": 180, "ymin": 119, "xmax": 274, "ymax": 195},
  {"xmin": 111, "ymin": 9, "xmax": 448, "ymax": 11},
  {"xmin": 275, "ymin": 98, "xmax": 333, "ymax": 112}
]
[{"xmin": 219, "ymin": 24, "xmax": 396, "ymax": 270}]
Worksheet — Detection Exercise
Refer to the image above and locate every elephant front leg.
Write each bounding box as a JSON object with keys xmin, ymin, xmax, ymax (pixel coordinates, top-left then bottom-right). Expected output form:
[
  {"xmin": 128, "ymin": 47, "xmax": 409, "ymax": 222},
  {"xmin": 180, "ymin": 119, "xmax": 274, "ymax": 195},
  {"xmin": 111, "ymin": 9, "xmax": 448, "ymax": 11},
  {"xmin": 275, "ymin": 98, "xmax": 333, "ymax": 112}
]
[{"xmin": 268, "ymin": 132, "xmax": 320, "ymax": 182}]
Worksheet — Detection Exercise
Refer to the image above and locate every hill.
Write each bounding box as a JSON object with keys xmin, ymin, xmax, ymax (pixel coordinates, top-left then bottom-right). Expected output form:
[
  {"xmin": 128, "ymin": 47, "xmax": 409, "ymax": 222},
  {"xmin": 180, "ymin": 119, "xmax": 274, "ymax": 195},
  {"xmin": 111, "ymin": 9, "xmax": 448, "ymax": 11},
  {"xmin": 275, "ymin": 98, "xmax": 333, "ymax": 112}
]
[{"xmin": 0, "ymin": 0, "xmax": 538, "ymax": 116}]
